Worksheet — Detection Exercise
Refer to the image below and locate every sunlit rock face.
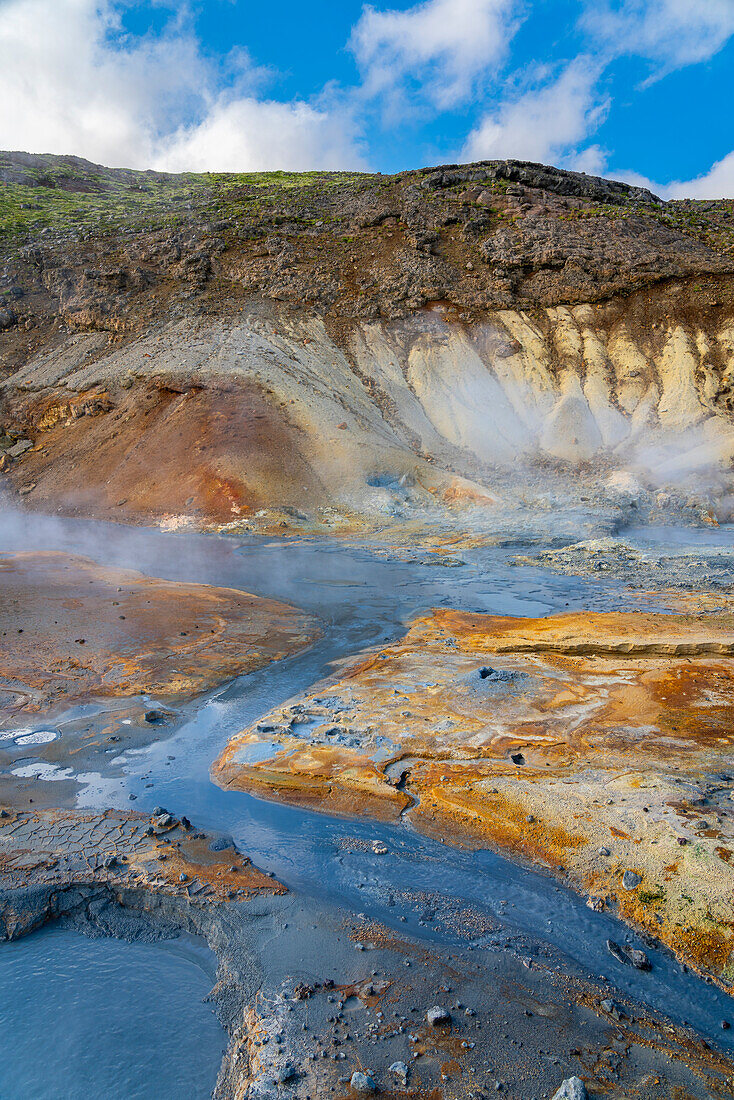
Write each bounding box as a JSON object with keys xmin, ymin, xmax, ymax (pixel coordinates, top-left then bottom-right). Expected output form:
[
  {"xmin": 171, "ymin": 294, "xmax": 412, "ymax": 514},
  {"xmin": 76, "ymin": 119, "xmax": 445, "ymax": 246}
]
[
  {"xmin": 2, "ymin": 299, "xmax": 733, "ymax": 531},
  {"xmin": 215, "ymin": 606, "xmax": 734, "ymax": 983}
]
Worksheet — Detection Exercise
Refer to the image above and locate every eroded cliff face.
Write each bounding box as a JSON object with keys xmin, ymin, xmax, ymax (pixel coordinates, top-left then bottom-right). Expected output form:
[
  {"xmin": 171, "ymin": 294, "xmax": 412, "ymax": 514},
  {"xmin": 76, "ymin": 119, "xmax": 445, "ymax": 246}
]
[
  {"xmin": 1, "ymin": 296, "xmax": 733, "ymax": 530},
  {"xmin": 0, "ymin": 152, "xmax": 733, "ymax": 531}
]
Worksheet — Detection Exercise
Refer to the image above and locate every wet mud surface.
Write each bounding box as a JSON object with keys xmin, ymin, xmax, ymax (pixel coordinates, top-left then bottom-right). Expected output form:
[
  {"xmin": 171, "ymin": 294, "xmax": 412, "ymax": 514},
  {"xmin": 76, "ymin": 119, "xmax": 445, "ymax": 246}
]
[
  {"xmin": 0, "ymin": 510, "xmax": 733, "ymax": 1098},
  {"xmin": 0, "ymin": 549, "xmax": 319, "ymax": 722}
]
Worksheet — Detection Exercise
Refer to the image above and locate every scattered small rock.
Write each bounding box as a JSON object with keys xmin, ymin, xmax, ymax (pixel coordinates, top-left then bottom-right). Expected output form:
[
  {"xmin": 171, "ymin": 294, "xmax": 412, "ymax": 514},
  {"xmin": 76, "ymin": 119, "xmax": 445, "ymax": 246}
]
[
  {"xmin": 350, "ymin": 1070, "xmax": 376, "ymax": 1093},
  {"xmin": 628, "ymin": 947, "xmax": 651, "ymax": 971},
  {"xmin": 622, "ymin": 870, "xmax": 642, "ymax": 890},
  {"xmin": 606, "ymin": 939, "xmax": 627, "ymax": 964},
  {"xmin": 426, "ymin": 1006, "xmax": 451, "ymax": 1026},
  {"xmin": 600, "ymin": 998, "xmax": 626, "ymax": 1020},
  {"xmin": 209, "ymin": 834, "xmax": 235, "ymax": 851},
  {"xmin": 389, "ymin": 1061, "xmax": 409, "ymax": 1086}
]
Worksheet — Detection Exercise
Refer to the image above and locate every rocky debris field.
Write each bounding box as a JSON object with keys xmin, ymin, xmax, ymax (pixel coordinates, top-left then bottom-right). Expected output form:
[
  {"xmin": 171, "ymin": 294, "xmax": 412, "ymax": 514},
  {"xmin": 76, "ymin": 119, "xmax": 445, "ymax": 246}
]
[{"xmin": 1, "ymin": 152, "xmax": 734, "ymax": 333}]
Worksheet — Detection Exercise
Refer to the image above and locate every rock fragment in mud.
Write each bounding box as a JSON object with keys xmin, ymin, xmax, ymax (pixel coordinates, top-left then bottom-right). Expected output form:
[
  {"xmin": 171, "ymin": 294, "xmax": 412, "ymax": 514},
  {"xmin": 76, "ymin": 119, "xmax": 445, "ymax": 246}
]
[
  {"xmin": 600, "ymin": 998, "xmax": 626, "ymax": 1020},
  {"xmin": 426, "ymin": 1005, "xmax": 451, "ymax": 1026},
  {"xmin": 551, "ymin": 1079, "xmax": 587, "ymax": 1100},
  {"xmin": 350, "ymin": 1070, "xmax": 376, "ymax": 1092},
  {"xmin": 209, "ymin": 834, "xmax": 235, "ymax": 851},
  {"xmin": 607, "ymin": 940, "xmax": 651, "ymax": 971},
  {"xmin": 628, "ymin": 947, "xmax": 652, "ymax": 971},
  {"xmin": 622, "ymin": 870, "xmax": 642, "ymax": 890},
  {"xmin": 389, "ymin": 1060, "xmax": 409, "ymax": 1085},
  {"xmin": 607, "ymin": 939, "xmax": 627, "ymax": 964}
]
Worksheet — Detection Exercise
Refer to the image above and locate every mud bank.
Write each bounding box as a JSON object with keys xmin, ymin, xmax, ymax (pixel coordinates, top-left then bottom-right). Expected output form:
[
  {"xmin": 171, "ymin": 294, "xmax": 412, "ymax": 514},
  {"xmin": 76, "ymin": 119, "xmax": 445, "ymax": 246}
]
[
  {"xmin": 2, "ymin": 515, "xmax": 734, "ymax": 1097},
  {"xmin": 5, "ymin": 846, "xmax": 734, "ymax": 1100},
  {"xmin": 0, "ymin": 549, "xmax": 320, "ymax": 723},
  {"xmin": 216, "ymin": 606, "xmax": 734, "ymax": 984}
]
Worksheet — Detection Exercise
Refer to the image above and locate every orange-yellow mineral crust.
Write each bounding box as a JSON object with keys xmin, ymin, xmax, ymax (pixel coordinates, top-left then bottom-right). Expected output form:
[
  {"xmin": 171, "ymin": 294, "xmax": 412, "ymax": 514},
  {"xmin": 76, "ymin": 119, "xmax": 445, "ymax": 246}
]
[{"xmin": 214, "ymin": 607, "xmax": 734, "ymax": 982}]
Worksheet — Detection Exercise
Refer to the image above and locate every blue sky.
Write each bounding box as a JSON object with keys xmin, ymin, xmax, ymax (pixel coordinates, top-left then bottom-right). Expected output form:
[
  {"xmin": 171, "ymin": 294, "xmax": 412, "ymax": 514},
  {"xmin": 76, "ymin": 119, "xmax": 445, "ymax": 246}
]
[{"xmin": 1, "ymin": 0, "xmax": 734, "ymax": 197}]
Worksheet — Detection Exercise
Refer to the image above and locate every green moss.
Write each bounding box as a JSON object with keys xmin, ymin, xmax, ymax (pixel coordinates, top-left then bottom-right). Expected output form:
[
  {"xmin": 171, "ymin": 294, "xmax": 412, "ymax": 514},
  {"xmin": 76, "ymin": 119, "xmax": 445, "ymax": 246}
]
[
  {"xmin": 0, "ymin": 154, "xmax": 375, "ymax": 244},
  {"xmin": 638, "ymin": 886, "xmax": 665, "ymax": 905}
]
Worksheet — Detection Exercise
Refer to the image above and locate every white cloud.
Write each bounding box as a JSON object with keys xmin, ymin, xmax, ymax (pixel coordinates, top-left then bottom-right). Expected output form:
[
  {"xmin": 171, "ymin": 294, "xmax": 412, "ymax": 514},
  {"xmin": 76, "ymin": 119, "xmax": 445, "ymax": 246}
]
[
  {"xmin": 582, "ymin": 0, "xmax": 734, "ymax": 69},
  {"xmin": 350, "ymin": 0, "xmax": 521, "ymax": 109},
  {"xmin": 664, "ymin": 152, "xmax": 734, "ymax": 199},
  {"xmin": 461, "ymin": 61, "xmax": 608, "ymax": 169},
  {"xmin": 0, "ymin": 0, "xmax": 365, "ymax": 171},
  {"xmin": 615, "ymin": 151, "xmax": 734, "ymax": 200},
  {"xmin": 159, "ymin": 97, "xmax": 365, "ymax": 173}
]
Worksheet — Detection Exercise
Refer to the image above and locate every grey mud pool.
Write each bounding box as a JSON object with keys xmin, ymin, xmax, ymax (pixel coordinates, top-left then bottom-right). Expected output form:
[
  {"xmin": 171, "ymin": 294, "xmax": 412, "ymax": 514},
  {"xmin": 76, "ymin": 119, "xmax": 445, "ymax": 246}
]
[{"xmin": 1, "ymin": 509, "xmax": 734, "ymax": 1098}]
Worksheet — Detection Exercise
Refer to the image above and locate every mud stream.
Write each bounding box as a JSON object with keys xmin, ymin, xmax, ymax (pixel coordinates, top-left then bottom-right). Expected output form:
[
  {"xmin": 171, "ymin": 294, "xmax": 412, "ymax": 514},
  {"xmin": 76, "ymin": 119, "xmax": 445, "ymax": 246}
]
[{"xmin": 1, "ymin": 511, "xmax": 734, "ymax": 1096}]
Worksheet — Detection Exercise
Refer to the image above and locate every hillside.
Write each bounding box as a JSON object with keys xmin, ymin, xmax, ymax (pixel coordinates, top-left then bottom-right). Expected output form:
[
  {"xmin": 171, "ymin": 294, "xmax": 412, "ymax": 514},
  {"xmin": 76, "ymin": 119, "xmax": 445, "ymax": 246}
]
[{"xmin": 1, "ymin": 151, "xmax": 734, "ymax": 535}]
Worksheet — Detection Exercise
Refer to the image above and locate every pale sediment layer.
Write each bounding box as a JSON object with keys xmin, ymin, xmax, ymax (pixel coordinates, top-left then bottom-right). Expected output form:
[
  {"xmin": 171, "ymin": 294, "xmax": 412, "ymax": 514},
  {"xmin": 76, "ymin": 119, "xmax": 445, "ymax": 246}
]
[
  {"xmin": 215, "ymin": 608, "xmax": 734, "ymax": 982},
  {"xmin": 0, "ymin": 549, "xmax": 320, "ymax": 722}
]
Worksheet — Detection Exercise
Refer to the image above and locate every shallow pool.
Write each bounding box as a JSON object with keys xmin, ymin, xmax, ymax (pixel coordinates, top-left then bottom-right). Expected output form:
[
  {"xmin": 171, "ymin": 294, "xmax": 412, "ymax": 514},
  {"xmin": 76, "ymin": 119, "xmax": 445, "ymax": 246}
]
[{"xmin": 0, "ymin": 927, "xmax": 225, "ymax": 1100}]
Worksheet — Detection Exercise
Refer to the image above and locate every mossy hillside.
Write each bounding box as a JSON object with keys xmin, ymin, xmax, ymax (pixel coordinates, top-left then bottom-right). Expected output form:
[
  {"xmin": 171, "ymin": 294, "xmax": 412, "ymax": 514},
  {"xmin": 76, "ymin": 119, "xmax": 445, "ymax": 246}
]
[
  {"xmin": 0, "ymin": 153, "xmax": 373, "ymax": 242},
  {"xmin": 2, "ymin": 151, "xmax": 734, "ymax": 261}
]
